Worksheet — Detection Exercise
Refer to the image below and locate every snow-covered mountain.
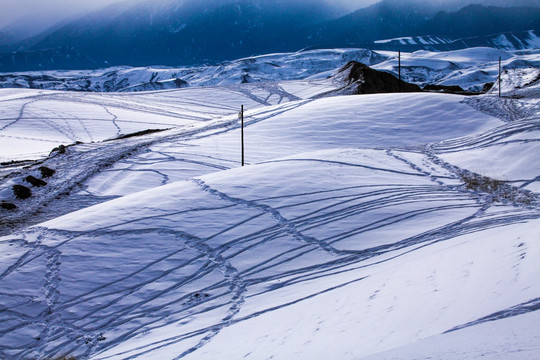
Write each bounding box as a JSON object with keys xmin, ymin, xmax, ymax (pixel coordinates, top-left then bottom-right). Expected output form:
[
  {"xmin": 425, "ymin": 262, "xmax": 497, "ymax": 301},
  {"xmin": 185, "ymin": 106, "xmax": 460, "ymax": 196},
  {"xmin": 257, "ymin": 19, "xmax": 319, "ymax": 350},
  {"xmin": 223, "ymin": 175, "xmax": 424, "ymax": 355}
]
[
  {"xmin": 0, "ymin": 49, "xmax": 387, "ymax": 92},
  {"xmin": 2, "ymin": 46, "xmax": 538, "ymax": 94},
  {"xmin": 309, "ymin": 2, "xmax": 540, "ymax": 47},
  {"xmin": 1, "ymin": 0, "xmax": 539, "ymax": 72},
  {"xmin": 2, "ymin": 0, "xmax": 343, "ymax": 71},
  {"xmin": 373, "ymin": 30, "xmax": 540, "ymax": 52},
  {"xmin": 0, "ymin": 46, "xmax": 539, "ymax": 359}
]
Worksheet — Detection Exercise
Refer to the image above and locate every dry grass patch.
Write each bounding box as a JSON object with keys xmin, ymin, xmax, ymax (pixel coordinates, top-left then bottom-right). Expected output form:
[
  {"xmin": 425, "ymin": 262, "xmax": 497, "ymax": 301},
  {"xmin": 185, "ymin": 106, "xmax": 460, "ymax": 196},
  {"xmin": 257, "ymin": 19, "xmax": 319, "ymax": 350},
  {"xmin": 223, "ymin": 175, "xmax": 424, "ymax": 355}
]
[{"xmin": 461, "ymin": 173, "xmax": 536, "ymax": 206}]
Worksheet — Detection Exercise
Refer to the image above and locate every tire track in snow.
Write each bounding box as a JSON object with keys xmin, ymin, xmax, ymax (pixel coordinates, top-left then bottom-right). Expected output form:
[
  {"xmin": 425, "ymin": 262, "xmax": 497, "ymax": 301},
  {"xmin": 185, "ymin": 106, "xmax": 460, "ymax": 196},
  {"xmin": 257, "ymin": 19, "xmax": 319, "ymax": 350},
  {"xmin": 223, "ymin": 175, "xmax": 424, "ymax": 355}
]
[
  {"xmin": 18, "ymin": 228, "xmax": 248, "ymax": 360},
  {"xmin": 0, "ymin": 230, "xmax": 46, "ymax": 282},
  {"xmin": 193, "ymin": 178, "xmax": 341, "ymax": 255},
  {"xmin": 431, "ymin": 119, "xmax": 540, "ymax": 154},
  {"xmin": 0, "ymin": 112, "xmax": 243, "ymax": 236},
  {"xmin": 261, "ymin": 158, "xmax": 425, "ymax": 177},
  {"xmin": 387, "ymin": 149, "xmax": 448, "ymax": 186},
  {"xmin": 291, "ymin": 187, "xmax": 463, "ymax": 231},
  {"xmin": 48, "ymin": 93, "xmax": 206, "ymax": 122},
  {"xmin": 464, "ymin": 95, "xmax": 540, "ymax": 123},
  {"xmin": 0, "ymin": 100, "xmax": 37, "ymax": 132},
  {"xmin": 102, "ymin": 105, "xmax": 122, "ymax": 137},
  {"xmin": 3, "ymin": 181, "xmax": 537, "ymax": 359},
  {"xmin": 260, "ymin": 83, "xmax": 302, "ymax": 103}
]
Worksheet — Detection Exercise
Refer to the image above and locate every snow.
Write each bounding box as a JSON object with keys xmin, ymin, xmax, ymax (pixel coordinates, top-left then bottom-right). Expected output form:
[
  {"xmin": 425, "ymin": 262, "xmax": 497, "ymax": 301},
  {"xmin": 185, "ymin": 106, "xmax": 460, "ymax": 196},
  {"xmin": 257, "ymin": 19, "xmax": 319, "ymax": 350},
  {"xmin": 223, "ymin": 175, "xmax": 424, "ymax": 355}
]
[
  {"xmin": 362, "ymin": 310, "xmax": 540, "ymax": 359},
  {"xmin": 82, "ymin": 93, "xmax": 501, "ymax": 197},
  {"xmin": 373, "ymin": 47, "xmax": 539, "ymax": 91},
  {"xmin": 0, "ymin": 84, "xmax": 313, "ymax": 162},
  {"xmin": 410, "ymin": 47, "xmax": 513, "ymax": 64},
  {"xmin": 2, "ymin": 44, "xmax": 538, "ymax": 94},
  {"xmin": 180, "ymin": 217, "xmax": 540, "ymax": 360},
  {"xmin": 494, "ymin": 34, "xmax": 518, "ymax": 49},
  {"xmin": 375, "ymin": 36, "xmax": 421, "ymax": 45},
  {"xmin": 527, "ymin": 30, "xmax": 540, "ymax": 48},
  {"xmin": 374, "ymin": 31, "xmax": 540, "ymax": 53},
  {"xmin": 0, "ymin": 48, "xmax": 387, "ymax": 92},
  {"xmin": 0, "ymin": 46, "xmax": 539, "ymax": 359}
]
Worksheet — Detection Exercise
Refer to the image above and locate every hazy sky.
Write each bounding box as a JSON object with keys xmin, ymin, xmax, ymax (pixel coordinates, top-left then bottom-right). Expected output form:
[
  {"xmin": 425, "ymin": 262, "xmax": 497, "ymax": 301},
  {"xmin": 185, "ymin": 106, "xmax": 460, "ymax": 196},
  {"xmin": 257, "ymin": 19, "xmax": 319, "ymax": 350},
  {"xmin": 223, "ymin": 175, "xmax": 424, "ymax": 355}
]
[
  {"xmin": 0, "ymin": 0, "xmax": 129, "ymax": 29},
  {"xmin": 2, "ymin": 0, "xmax": 538, "ymax": 31},
  {"xmin": 1, "ymin": 0, "xmax": 379, "ymax": 30}
]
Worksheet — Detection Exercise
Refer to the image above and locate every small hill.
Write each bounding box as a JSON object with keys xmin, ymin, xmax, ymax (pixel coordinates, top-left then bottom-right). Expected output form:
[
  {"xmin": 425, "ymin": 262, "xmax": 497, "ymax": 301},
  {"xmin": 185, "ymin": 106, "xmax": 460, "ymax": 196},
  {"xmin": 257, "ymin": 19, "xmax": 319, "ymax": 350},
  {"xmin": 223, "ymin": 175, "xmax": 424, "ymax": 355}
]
[{"xmin": 323, "ymin": 61, "xmax": 421, "ymax": 97}]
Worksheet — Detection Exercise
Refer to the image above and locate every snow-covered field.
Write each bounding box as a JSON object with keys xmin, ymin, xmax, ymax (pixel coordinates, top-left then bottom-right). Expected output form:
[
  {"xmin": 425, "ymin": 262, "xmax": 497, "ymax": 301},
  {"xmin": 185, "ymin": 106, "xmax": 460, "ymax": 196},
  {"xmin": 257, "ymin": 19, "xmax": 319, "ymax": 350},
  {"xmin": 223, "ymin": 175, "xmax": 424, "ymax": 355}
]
[{"xmin": 0, "ymin": 47, "xmax": 539, "ymax": 359}]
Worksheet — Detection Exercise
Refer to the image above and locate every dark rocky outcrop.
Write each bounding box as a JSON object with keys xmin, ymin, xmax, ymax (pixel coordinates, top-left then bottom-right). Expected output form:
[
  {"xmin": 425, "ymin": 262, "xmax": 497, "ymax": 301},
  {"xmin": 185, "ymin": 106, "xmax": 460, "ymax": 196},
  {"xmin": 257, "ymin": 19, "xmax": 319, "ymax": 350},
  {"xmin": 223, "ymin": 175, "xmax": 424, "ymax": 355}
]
[
  {"xmin": 424, "ymin": 83, "xmax": 486, "ymax": 95},
  {"xmin": 122, "ymin": 78, "xmax": 189, "ymax": 92},
  {"xmin": 1, "ymin": 202, "xmax": 17, "ymax": 210},
  {"xmin": 173, "ymin": 78, "xmax": 189, "ymax": 88},
  {"xmin": 323, "ymin": 61, "xmax": 421, "ymax": 97},
  {"xmin": 50, "ymin": 144, "xmax": 66, "ymax": 155},
  {"xmin": 342, "ymin": 61, "xmax": 421, "ymax": 94},
  {"xmin": 13, "ymin": 185, "xmax": 32, "ymax": 199},
  {"xmin": 482, "ymin": 82, "xmax": 495, "ymax": 93},
  {"xmin": 423, "ymin": 84, "xmax": 465, "ymax": 93},
  {"xmin": 25, "ymin": 175, "xmax": 47, "ymax": 187},
  {"xmin": 39, "ymin": 166, "xmax": 56, "ymax": 178}
]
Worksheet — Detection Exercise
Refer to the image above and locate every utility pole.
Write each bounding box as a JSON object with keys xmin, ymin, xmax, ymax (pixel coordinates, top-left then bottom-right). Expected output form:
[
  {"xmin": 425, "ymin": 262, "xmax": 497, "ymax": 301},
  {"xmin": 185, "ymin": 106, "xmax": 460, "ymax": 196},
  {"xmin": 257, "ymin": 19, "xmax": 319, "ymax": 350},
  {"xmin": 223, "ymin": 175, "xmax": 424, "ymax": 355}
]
[
  {"xmin": 498, "ymin": 57, "xmax": 502, "ymax": 98},
  {"xmin": 398, "ymin": 50, "xmax": 401, "ymax": 93},
  {"xmin": 240, "ymin": 105, "xmax": 244, "ymax": 166}
]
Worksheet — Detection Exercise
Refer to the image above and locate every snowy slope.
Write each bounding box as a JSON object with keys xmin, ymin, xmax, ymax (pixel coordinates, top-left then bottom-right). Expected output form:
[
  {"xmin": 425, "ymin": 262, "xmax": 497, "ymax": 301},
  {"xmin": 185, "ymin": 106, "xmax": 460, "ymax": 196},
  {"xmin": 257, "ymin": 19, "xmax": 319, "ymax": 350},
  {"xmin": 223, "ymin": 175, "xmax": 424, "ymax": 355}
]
[
  {"xmin": 0, "ymin": 146, "xmax": 538, "ymax": 359},
  {"xmin": 0, "ymin": 48, "xmax": 539, "ymax": 360},
  {"xmin": 362, "ymin": 310, "xmax": 540, "ymax": 359},
  {"xmin": 83, "ymin": 92, "xmax": 501, "ymax": 197},
  {"xmin": 0, "ymin": 89, "xmax": 503, "ymax": 234},
  {"xmin": 0, "ymin": 80, "xmax": 338, "ymax": 162}
]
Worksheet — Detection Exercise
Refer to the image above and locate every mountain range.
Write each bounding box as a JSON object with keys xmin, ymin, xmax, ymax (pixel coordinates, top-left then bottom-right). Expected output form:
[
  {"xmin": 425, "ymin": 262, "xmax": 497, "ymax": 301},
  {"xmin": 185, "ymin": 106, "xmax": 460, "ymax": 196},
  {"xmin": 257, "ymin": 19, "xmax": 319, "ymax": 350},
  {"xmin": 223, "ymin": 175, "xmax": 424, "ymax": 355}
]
[{"xmin": 1, "ymin": 0, "xmax": 539, "ymax": 72}]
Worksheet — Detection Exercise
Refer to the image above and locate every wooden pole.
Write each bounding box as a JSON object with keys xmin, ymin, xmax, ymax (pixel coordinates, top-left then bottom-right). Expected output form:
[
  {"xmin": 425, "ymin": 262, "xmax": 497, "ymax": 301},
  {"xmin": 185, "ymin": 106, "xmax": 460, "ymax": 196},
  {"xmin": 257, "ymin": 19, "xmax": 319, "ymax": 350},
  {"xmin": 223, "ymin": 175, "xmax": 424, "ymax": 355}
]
[
  {"xmin": 398, "ymin": 50, "xmax": 401, "ymax": 93},
  {"xmin": 241, "ymin": 105, "xmax": 244, "ymax": 166},
  {"xmin": 498, "ymin": 57, "xmax": 501, "ymax": 98}
]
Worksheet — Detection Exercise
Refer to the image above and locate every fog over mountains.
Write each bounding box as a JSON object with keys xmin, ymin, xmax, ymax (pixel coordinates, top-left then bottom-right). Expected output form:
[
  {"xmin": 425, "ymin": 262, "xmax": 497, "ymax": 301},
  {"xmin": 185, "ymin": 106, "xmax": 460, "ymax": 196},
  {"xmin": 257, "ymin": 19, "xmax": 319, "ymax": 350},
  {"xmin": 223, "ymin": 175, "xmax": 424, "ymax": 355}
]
[{"xmin": 0, "ymin": 0, "xmax": 539, "ymax": 71}]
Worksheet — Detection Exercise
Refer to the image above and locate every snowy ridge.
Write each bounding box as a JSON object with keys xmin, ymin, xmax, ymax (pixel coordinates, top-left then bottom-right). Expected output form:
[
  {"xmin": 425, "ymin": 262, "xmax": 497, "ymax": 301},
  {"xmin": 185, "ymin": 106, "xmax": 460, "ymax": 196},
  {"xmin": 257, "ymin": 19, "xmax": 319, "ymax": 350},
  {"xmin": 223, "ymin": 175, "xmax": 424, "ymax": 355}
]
[
  {"xmin": 1, "ymin": 45, "xmax": 539, "ymax": 93},
  {"xmin": 375, "ymin": 47, "xmax": 540, "ymax": 92},
  {"xmin": 0, "ymin": 47, "xmax": 539, "ymax": 359},
  {"xmin": 0, "ymin": 49, "xmax": 386, "ymax": 92},
  {"xmin": 373, "ymin": 30, "xmax": 540, "ymax": 52},
  {"xmin": 374, "ymin": 35, "xmax": 455, "ymax": 46}
]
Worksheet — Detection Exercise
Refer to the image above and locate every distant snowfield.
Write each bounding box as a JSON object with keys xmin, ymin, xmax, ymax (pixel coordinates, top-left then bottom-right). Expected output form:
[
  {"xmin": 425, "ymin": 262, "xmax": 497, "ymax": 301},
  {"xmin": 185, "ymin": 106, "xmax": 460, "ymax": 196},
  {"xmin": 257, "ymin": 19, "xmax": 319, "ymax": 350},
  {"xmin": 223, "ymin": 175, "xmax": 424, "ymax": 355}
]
[{"xmin": 0, "ymin": 47, "xmax": 539, "ymax": 359}]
